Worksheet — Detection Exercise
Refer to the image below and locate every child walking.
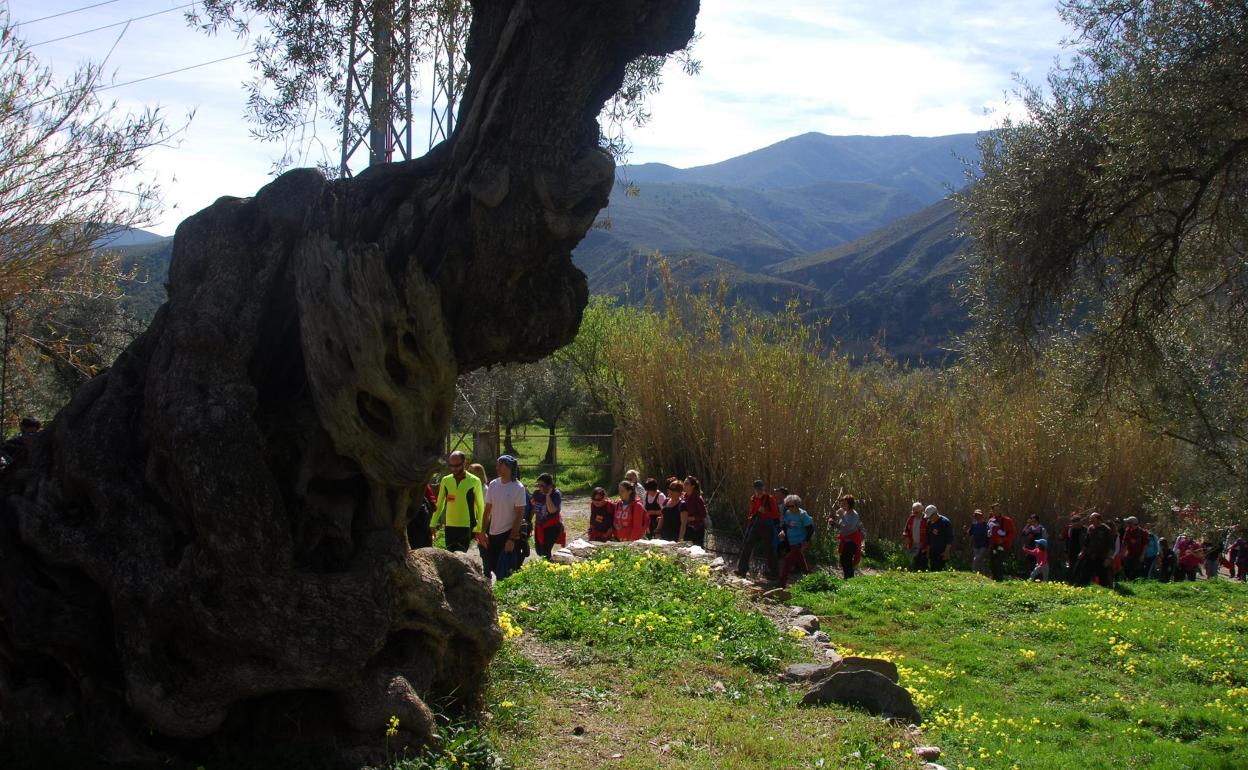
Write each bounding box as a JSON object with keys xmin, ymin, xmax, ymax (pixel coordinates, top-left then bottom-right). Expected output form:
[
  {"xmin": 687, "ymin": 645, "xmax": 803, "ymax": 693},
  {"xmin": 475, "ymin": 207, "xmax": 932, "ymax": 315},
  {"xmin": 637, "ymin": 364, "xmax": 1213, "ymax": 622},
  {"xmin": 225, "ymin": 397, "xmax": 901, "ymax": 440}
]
[{"xmin": 1024, "ymin": 538, "xmax": 1050, "ymax": 582}]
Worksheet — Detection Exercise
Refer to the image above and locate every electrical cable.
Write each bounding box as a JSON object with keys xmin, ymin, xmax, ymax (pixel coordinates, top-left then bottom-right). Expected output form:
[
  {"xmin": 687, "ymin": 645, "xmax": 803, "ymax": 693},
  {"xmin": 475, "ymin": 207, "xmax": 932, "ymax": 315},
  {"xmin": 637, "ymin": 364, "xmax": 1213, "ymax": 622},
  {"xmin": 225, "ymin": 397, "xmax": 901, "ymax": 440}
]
[
  {"xmin": 18, "ymin": 0, "xmax": 126, "ymax": 25},
  {"xmin": 30, "ymin": 2, "xmax": 197, "ymax": 48}
]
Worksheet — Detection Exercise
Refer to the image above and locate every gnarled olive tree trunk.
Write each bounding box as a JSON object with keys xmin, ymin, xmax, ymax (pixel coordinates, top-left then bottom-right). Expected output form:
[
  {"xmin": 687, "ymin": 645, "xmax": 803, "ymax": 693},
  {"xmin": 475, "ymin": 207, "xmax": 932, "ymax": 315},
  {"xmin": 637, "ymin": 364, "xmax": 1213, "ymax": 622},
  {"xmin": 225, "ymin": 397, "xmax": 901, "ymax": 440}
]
[{"xmin": 0, "ymin": 0, "xmax": 698, "ymax": 764}]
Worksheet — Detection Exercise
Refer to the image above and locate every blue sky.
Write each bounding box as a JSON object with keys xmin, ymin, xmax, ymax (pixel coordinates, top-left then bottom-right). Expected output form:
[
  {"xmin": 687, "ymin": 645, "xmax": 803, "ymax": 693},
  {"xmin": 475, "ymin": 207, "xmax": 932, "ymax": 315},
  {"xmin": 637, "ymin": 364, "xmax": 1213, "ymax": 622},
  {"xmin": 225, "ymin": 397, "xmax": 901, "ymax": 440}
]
[{"xmin": 9, "ymin": 0, "xmax": 1072, "ymax": 235}]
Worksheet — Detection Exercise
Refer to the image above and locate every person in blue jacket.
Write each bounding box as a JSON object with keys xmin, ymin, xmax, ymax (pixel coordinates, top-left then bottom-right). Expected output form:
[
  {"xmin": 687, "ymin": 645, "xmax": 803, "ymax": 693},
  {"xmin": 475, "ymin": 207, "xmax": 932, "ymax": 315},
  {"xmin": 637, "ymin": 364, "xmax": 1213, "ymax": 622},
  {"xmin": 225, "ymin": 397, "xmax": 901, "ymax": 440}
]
[{"xmin": 777, "ymin": 494, "xmax": 815, "ymax": 586}]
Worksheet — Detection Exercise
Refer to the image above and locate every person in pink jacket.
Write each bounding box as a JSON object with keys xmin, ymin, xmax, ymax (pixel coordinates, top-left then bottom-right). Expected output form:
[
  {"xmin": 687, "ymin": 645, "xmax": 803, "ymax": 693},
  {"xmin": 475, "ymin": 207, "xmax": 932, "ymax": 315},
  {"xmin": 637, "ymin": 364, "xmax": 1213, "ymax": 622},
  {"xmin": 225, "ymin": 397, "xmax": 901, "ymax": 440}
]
[
  {"xmin": 614, "ymin": 480, "xmax": 647, "ymax": 541},
  {"xmin": 1023, "ymin": 538, "xmax": 1050, "ymax": 582}
]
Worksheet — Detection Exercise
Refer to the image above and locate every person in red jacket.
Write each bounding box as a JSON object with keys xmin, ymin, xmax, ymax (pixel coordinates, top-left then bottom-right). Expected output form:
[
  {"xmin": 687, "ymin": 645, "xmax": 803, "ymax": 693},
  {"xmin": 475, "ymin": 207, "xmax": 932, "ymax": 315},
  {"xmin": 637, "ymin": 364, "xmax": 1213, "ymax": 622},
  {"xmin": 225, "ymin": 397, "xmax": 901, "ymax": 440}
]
[
  {"xmin": 679, "ymin": 476, "xmax": 708, "ymax": 547},
  {"xmin": 1119, "ymin": 517, "xmax": 1148, "ymax": 580},
  {"xmin": 901, "ymin": 501, "xmax": 927, "ymax": 570},
  {"xmin": 614, "ymin": 480, "xmax": 647, "ymax": 541},
  {"xmin": 988, "ymin": 502, "xmax": 1015, "ymax": 581},
  {"xmin": 736, "ymin": 480, "xmax": 781, "ymax": 580}
]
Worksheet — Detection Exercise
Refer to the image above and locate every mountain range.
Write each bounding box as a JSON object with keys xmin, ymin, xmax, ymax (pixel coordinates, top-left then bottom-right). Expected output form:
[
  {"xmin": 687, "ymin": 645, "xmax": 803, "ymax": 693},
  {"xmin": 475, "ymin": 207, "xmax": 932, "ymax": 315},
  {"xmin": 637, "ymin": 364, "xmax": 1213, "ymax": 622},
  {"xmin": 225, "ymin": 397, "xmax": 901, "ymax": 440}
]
[
  {"xmin": 111, "ymin": 132, "xmax": 978, "ymax": 360},
  {"xmin": 576, "ymin": 132, "xmax": 978, "ymax": 359}
]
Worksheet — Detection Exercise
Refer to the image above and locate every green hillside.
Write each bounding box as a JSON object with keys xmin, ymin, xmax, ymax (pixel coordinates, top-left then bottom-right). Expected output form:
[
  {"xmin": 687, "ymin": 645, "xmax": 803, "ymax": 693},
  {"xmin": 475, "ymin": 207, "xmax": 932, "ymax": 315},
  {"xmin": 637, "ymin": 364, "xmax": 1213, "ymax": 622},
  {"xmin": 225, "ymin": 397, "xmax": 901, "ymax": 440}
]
[
  {"xmin": 112, "ymin": 237, "xmax": 173, "ymax": 322},
  {"xmin": 771, "ymin": 199, "xmax": 972, "ymax": 360}
]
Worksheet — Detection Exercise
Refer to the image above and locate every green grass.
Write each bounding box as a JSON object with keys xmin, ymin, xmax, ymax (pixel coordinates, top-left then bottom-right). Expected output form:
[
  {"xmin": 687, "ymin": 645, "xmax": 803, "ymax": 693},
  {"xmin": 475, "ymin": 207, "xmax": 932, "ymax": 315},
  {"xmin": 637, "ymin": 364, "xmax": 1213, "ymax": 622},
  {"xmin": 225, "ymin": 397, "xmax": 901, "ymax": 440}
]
[
  {"xmin": 791, "ymin": 571, "xmax": 1248, "ymax": 770},
  {"xmin": 485, "ymin": 549, "xmax": 924, "ymax": 770},
  {"xmin": 496, "ymin": 549, "xmax": 797, "ymax": 672},
  {"xmin": 507, "ymin": 422, "xmax": 609, "ymax": 494}
]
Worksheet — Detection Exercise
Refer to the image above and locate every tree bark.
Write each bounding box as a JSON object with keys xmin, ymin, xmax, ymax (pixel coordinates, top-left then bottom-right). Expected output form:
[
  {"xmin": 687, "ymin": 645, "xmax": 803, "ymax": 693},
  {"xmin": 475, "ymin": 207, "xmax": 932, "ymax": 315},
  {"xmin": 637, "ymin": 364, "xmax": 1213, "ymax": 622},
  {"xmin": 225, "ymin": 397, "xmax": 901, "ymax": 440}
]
[
  {"xmin": 0, "ymin": 0, "xmax": 699, "ymax": 765},
  {"xmin": 543, "ymin": 422, "xmax": 557, "ymax": 466}
]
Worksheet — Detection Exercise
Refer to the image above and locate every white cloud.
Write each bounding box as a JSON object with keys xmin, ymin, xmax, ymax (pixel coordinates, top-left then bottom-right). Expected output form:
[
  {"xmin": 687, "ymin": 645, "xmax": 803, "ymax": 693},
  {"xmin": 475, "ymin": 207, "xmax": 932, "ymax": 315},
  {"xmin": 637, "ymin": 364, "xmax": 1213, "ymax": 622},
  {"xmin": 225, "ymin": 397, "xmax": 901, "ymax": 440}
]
[
  {"xmin": 9, "ymin": 0, "xmax": 1072, "ymax": 233},
  {"xmin": 626, "ymin": 0, "xmax": 1069, "ymax": 166}
]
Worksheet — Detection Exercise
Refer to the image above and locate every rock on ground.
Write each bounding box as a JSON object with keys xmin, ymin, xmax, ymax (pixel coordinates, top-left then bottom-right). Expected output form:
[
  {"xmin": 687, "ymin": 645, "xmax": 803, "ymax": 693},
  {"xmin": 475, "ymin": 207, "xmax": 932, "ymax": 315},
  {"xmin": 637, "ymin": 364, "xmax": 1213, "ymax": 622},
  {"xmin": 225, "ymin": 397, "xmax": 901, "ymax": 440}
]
[
  {"xmin": 792, "ymin": 614, "xmax": 821, "ymax": 633},
  {"xmin": 839, "ymin": 656, "xmax": 900, "ymax": 683},
  {"xmin": 781, "ymin": 663, "xmax": 843, "ymax": 683},
  {"xmin": 801, "ymin": 670, "xmax": 922, "ymax": 725}
]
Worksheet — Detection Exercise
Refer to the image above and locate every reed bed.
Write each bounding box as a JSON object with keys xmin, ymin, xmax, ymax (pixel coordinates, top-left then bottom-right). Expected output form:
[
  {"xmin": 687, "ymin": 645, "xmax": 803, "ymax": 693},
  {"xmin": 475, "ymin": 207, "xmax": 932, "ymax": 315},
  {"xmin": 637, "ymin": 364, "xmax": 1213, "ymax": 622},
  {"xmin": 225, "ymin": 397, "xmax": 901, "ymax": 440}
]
[{"xmin": 587, "ymin": 296, "xmax": 1174, "ymax": 559}]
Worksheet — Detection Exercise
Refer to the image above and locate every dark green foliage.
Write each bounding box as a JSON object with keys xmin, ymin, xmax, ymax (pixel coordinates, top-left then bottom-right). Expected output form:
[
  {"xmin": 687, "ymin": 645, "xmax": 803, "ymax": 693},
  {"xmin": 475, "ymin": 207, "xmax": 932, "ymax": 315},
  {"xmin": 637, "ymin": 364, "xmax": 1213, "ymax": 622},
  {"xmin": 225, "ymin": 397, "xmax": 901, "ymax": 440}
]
[
  {"xmin": 792, "ymin": 571, "xmax": 840, "ymax": 594},
  {"xmin": 960, "ymin": 0, "xmax": 1248, "ymax": 523},
  {"xmin": 113, "ymin": 237, "xmax": 173, "ymax": 323}
]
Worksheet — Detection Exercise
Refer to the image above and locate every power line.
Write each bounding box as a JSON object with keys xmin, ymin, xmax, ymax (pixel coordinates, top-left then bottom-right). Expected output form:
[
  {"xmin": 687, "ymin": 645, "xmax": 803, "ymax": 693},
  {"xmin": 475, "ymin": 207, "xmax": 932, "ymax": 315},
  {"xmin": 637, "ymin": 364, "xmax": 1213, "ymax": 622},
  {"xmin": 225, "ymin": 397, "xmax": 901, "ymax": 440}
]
[
  {"xmin": 18, "ymin": 0, "xmax": 126, "ymax": 25},
  {"xmin": 30, "ymin": 2, "xmax": 198, "ymax": 48},
  {"xmin": 25, "ymin": 50, "xmax": 251, "ymax": 109},
  {"xmin": 94, "ymin": 50, "xmax": 251, "ymax": 93}
]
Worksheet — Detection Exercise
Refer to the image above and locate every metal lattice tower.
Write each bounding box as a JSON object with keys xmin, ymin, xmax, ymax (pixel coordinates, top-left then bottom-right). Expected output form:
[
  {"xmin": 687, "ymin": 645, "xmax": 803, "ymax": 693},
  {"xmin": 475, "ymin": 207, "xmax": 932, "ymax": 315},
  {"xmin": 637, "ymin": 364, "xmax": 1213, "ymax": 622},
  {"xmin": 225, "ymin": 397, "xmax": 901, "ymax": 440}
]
[
  {"xmin": 428, "ymin": 0, "xmax": 470, "ymax": 148},
  {"xmin": 339, "ymin": 0, "xmax": 415, "ymax": 177},
  {"xmin": 340, "ymin": 0, "xmax": 469, "ymax": 178}
]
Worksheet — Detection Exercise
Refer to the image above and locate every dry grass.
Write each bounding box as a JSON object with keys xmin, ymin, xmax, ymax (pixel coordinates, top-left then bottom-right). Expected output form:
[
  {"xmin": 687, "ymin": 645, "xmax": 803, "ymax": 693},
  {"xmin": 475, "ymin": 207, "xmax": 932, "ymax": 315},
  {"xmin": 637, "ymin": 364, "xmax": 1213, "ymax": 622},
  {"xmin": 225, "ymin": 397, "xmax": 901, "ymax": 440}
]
[{"xmin": 586, "ymin": 295, "xmax": 1174, "ymax": 557}]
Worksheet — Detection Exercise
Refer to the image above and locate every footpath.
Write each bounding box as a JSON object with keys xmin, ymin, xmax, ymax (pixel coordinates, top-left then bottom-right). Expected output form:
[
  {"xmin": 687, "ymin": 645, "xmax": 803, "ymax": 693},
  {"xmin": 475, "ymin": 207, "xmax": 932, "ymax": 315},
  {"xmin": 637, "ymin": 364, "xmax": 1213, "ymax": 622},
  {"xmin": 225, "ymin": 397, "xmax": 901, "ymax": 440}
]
[{"xmin": 503, "ymin": 500, "xmax": 950, "ymax": 770}]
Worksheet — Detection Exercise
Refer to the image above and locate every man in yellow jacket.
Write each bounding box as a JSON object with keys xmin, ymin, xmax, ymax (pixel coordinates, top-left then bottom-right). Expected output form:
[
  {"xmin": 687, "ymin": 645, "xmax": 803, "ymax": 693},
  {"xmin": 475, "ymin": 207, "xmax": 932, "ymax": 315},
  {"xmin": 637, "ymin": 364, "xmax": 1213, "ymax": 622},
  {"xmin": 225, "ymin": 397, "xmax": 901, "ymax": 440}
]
[{"xmin": 431, "ymin": 450, "xmax": 485, "ymax": 552}]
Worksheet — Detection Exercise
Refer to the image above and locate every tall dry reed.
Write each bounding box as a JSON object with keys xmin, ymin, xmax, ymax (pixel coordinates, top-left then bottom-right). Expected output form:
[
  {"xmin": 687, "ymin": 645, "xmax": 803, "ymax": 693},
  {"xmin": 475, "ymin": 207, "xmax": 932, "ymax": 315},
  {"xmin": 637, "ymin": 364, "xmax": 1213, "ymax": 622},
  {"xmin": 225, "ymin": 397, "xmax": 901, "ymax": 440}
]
[{"xmin": 588, "ymin": 295, "xmax": 1175, "ymax": 557}]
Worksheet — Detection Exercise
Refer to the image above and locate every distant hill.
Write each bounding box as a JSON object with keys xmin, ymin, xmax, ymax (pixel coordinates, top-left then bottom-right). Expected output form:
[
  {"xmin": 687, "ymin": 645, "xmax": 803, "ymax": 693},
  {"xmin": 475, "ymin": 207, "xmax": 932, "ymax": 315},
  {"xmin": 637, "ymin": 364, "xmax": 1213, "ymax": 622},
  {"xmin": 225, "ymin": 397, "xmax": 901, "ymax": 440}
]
[
  {"xmin": 621, "ymin": 132, "xmax": 980, "ymax": 201},
  {"xmin": 770, "ymin": 198, "xmax": 972, "ymax": 360},
  {"xmin": 112, "ymin": 237, "xmax": 174, "ymax": 322},
  {"xmin": 574, "ymin": 132, "xmax": 982, "ymax": 357},
  {"xmin": 95, "ymin": 227, "xmax": 168, "ymax": 249}
]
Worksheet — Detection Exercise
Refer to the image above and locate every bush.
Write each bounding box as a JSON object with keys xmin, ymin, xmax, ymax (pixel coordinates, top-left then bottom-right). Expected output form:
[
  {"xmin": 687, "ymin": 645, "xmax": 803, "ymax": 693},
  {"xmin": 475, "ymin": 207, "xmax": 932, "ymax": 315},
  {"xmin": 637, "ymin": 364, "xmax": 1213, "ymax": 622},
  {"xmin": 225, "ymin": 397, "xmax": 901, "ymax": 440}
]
[
  {"xmin": 495, "ymin": 549, "xmax": 796, "ymax": 672},
  {"xmin": 793, "ymin": 571, "xmax": 840, "ymax": 593},
  {"xmin": 862, "ymin": 538, "xmax": 910, "ymax": 571}
]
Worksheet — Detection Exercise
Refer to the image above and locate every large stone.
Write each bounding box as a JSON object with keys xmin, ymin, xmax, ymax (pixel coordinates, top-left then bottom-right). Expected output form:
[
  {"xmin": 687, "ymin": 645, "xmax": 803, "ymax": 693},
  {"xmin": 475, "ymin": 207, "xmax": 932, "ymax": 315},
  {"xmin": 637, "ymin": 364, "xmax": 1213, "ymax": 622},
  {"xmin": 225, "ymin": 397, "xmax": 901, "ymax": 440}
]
[
  {"xmin": 781, "ymin": 663, "xmax": 841, "ymax": 683},
  {"xmin": 793, "ymin": 614, "xmax": 821, "ymax": 633},
  {"xmin": 763, "ymin": 588, "xmax": 792, "ymax": 602},
  {"xmin": 840, "ymin": 656, "xmax": 900, "ymax": 683},
  {"xmin": 915, "ymin": 746, "xmax": 943, "ymax": 760},
  {"xmin": 0, "ymin": 0, "xmax": 701, "ymax": 764},
  {"xmin": 801, "ymin": 670, "xmax": 922, "ymax": 724},
  {"xmin": 549, "ymin": 549, "xmax": 582, "ymax": 565}
]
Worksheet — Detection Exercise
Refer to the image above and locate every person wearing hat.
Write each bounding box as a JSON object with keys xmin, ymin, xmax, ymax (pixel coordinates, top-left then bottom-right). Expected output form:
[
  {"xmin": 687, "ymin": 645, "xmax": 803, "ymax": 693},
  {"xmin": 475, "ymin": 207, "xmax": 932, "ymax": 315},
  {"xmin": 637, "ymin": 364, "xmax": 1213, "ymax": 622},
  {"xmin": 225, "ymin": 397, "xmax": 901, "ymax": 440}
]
[
  {"xmin": 1023, "ymin": 538, "xmax": 1051, "ymax": 581},
  {"xmin": 482, "ymin": 455, "xmax": 528, "ymax": 581},
  {"xmin": 1021, "ymin": 514, "xmax": 1047, "ymax": 575},
  {"xmin": 922, "ymin": 504, "xmax": 954, "ymax": 572},
  {"xmin": 965, "ymin": 509, "xmax": 990, "ymax": 575},
  {"xmin": 1076, "ymin": 512, "xmax": 1115, "ymax": 587},
  {"xmin": 1120, "ymin": 516, "xmax": 1148, "ymax": 580},
  {"xmin": 736, "ymin": 479, "xmax": 780, "ymax": 581}
]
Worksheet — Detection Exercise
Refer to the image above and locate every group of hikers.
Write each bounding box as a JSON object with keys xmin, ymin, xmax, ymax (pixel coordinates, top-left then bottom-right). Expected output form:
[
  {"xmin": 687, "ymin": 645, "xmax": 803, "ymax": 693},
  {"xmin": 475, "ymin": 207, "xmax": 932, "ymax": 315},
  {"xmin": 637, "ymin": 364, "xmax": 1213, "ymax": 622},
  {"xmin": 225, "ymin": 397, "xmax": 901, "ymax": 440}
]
[
  {"xmin": 412, "ymin": 453, "xmax": 865, "ymax": 586},
  {"xmin": 412, "ymin": 451, "xmax": 1248, "ymax": 590},
  {"xmin": 408, "ymin": 451, "xmax": 712, "ymax": 581}
]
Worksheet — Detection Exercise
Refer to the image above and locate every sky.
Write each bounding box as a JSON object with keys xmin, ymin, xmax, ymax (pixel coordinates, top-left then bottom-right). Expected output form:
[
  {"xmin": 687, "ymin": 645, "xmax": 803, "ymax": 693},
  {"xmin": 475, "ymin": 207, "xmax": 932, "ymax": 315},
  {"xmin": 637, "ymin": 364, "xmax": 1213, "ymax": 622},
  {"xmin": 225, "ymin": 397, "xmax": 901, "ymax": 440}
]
[{"xmin": 9, "ymin": 0, "xmax": 1073, "ymax": 235}]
